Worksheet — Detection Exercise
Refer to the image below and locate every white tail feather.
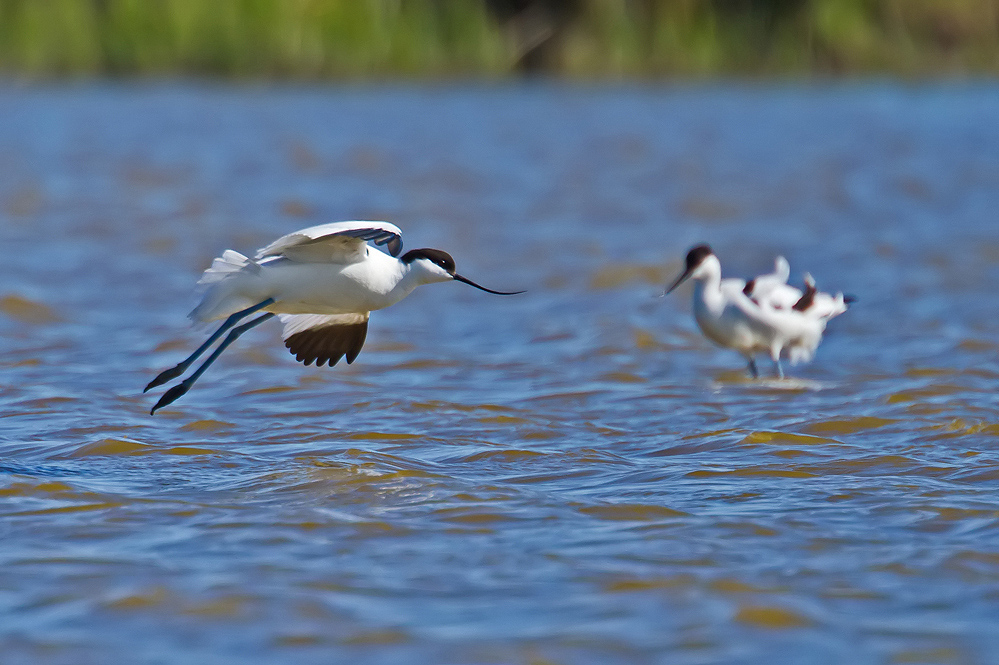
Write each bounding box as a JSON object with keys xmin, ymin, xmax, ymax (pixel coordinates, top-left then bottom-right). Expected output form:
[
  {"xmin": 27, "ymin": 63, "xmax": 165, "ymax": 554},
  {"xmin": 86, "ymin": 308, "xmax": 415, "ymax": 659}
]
[
  {"xmin": 197, "ymin": 250, "xmax": 255, "ymax": 286},
  {"xmin": 188, "ymin": 250, "xmax": 263, "ymax": 323}
]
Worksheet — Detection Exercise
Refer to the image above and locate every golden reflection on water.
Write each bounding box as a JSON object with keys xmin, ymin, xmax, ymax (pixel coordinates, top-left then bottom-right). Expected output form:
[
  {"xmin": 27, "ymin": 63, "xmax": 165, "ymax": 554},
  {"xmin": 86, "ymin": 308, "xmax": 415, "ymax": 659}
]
[{"xmin": 2, "ymin": 86, "xmax": 999, "ymax": 664}]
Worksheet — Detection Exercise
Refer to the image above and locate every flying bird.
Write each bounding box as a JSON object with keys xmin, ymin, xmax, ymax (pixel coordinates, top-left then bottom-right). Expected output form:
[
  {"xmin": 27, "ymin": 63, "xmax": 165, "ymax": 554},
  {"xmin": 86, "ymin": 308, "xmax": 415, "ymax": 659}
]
[
  {"xmin": 145, "ymin": 221, "xmax": 523, "ymax": 414},
  {"xmin": 666, "ymin": 245, "xmax": 851, "ymax": 378}
]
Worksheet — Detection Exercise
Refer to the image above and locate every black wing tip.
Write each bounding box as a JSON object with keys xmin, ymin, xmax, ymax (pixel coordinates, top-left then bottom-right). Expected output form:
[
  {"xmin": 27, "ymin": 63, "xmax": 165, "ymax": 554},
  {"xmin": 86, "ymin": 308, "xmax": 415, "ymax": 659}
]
[
  {"xmin": 373, "ymin": 233, "xmax": 402, "ymax": 257},
  {"xmin": 342, "ymin": 226, "xmax": 402, "ymax": 255}
]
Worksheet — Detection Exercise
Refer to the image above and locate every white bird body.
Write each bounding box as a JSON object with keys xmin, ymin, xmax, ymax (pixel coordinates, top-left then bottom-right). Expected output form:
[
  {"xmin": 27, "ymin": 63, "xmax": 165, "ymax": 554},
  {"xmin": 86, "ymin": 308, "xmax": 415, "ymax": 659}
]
[
  {"xmin": 146, "ymin": 221, "xmax": 521, "ymax": 414},
  {"xmin": 191, "ymin": 246, "xmax": 426, "ymax": 321},
  {"xmin": 692, "ymin": 258, "xmax": 822, "ymax": 359},
  {"xmin": 667, "ymin": 246, "xmax": 849, "ymax": 377},
  {"xmin": 736, "ymin": 255, "xmax": 809, "ymax": 311},
  {"xmin": 800, "ymin": 274, "xmax": 849, "ymax": 321},
  {"xmin": 809, "ymin": 295, "xmax": 848, "ymax": 321}
]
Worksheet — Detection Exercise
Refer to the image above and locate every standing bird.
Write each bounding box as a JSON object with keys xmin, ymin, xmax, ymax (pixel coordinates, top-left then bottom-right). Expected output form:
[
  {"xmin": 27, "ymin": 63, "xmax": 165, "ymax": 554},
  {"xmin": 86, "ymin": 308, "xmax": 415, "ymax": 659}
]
[
  {"xmin": 665, "ymin": 245, "xmax": 851, "ymax": 378},
  {"xmin": 145, "ymin": 221, "xmax": 523, "ymax": 414}
]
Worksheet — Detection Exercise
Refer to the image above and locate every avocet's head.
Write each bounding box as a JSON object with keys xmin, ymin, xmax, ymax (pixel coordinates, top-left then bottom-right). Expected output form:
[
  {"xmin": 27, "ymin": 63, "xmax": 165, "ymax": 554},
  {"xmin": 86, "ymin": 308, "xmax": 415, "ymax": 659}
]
[
  {"xmin": 666, "ymin": 244, "xmax": 718, "ymax": 294},
  {"xmin": 401, "ymin": 248, "xmax": 524, "ymax": 295}
]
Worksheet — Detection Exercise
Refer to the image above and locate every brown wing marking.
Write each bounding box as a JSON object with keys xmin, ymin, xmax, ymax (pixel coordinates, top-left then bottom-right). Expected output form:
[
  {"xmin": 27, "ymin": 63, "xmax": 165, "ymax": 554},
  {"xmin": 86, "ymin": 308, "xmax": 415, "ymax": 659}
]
[
  {"xmin": 792, "ymin": 281, "xmax": 818, "ymax": 312},
  {"xmin": 284, "ymin": 320, "xmax": 368, "ymax": 367}
]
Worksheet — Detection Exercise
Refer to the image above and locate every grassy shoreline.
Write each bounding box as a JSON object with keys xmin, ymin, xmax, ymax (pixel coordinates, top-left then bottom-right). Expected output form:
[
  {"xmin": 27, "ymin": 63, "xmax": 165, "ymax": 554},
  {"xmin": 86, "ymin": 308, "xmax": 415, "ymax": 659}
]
[{"xmin": 1, "ymin": 0, "xmax": 997, "ymax": 79}]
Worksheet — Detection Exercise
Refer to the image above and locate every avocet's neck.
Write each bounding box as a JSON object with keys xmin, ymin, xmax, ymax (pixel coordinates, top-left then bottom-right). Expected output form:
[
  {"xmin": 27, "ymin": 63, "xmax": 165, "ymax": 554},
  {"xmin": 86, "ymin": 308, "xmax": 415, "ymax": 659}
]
[
  {"xmin": 352, "ymin": 249, "xmax": 428, "ymax": 309},
  {"xmin": 691, "ymin": 255, "xmax": 725, "ymax": 313},
  {"xmin": 390, "ymin": 256, "xmax": 453, "ymax": 299}
]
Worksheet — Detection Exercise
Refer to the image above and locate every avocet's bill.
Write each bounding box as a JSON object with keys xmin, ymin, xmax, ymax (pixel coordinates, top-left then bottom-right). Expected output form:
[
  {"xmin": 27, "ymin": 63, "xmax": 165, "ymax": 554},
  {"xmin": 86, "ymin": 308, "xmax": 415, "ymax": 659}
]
[
  {"xmin": 666, "ymin": 244, "xmax": 851, "ymax": 378},
  {"xmin": 145, "ymin": 221, "xmax": 523, "ymax": 414}
]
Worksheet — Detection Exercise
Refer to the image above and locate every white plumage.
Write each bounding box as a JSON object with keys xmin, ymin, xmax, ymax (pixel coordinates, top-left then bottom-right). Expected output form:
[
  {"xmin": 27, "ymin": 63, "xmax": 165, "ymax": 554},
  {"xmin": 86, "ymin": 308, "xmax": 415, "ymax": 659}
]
[
  {"xmin": 666, "ymin": 245, "xmax": 851, "ymax": 378},
  {"xmin": 146, "ymin": 221, "xmax": 521, "ymax": 414},
  {"xmin": 255, "ymin": 220, "xmax": 403, "ymax": 263}
]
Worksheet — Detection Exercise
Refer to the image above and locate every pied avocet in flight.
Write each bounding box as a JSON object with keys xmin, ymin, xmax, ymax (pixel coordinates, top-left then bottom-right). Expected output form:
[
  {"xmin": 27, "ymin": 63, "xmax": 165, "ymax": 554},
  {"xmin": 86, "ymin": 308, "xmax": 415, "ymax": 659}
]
[
  {"xmin": 666, "ymin": 244, "xmax": 852, "ymax": 378},
  {"xmin": 145, "ymin": 221, "xmax": 523, "ymax": 414}
]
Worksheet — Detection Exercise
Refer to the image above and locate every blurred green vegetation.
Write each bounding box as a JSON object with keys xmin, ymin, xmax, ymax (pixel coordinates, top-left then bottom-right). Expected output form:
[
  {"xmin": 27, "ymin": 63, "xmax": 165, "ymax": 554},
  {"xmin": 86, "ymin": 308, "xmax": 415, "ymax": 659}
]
[{"xmin": 0, "ymin": 0, "xmax": 997, "ymax": 78}]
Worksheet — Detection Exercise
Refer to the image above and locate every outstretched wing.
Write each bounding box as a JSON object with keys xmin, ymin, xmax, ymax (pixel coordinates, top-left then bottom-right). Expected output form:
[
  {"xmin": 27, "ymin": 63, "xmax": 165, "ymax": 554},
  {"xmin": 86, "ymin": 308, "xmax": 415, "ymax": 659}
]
[
  {"xmin": 796, "ymin": 274, "xmax": 849, "ymax": 320},
  {"xmin": 729, "ymin": 288, "xmax": 826, "ymax": 343},
  {"xmin": 744, "ymin": 256, "xmax": 801, "ymax": 309},
  {"xmin": 279, "ymin": 313, "xmax": 370, "ymax": 367},
  {"xmin": 256, "ymin": 221, "xmax": 403, "ymax": 264}
]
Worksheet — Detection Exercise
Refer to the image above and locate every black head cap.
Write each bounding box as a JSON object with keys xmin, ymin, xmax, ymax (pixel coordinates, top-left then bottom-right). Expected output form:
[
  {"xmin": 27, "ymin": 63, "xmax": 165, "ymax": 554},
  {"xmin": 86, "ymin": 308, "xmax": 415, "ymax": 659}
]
[
  {"xmin": 665, "ymin": 244, "xmax": 714, "ymax": 295},
  {"xmin": 686, "ymin": 244, "xmax": 713, "ymax": 270},
  {"xmin": 401, "ymin": 248, "xmax": 456, "ymax": 274}
]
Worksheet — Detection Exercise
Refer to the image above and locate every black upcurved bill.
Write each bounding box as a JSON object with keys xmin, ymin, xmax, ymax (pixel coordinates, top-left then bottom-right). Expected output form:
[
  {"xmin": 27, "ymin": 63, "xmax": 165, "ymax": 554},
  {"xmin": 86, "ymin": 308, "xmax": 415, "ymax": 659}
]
[
  {"xmin": 453, "ymin": 274, "xmax": 524, "ymax": 295},
  {"xmin": 665, "ymin": 267, "xmax": 693, "ymax": 295}
]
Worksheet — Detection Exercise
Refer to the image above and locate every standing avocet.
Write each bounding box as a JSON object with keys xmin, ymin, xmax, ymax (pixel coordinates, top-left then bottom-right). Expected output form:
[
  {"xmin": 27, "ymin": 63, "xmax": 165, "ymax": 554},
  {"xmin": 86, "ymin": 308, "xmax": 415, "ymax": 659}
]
[
  {"xmin": 145, "ymin": 221, "xmax": 523, "ymax": 414},
  {"xmin": 665, "ymin": 245, "xmax": 851, "ymax": 378}
]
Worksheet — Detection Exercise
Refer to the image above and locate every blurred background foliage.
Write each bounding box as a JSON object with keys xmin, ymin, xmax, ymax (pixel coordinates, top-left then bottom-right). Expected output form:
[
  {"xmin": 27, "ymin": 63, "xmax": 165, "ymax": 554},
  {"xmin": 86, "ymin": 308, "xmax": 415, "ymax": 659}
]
[{"xmin": 0, "ymin": 0, "xmax": 997, "ymax": 78}]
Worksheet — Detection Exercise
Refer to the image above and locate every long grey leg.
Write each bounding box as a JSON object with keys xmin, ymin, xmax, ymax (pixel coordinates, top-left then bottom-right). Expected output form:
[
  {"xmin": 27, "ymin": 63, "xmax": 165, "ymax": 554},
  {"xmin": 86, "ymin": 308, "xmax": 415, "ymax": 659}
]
[
  {"xmin": 150, "ymin": 313, "xmax": 276, "ymax": 415},
  {"xmin": 769, "ymin": 345, "xmax": 785, "ymax": 379},
  {"xmin": 145, "ymin": 298, "xmax": 274, "ymax": 392},
  {"xmin": 747, "ymin": 357, "xmax": 759, "ymax": 379}
]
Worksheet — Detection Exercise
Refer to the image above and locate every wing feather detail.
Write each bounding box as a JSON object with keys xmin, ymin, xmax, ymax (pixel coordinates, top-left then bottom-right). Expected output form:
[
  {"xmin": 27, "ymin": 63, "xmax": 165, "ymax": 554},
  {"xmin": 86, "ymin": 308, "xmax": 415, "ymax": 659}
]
[
  {"xmin": 279, "ymin": 313, "xmax": 370, "ymax": 367},
  {"xmin": 255, "ymin": 221, "xmax": 403, "ymax": 264}
]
